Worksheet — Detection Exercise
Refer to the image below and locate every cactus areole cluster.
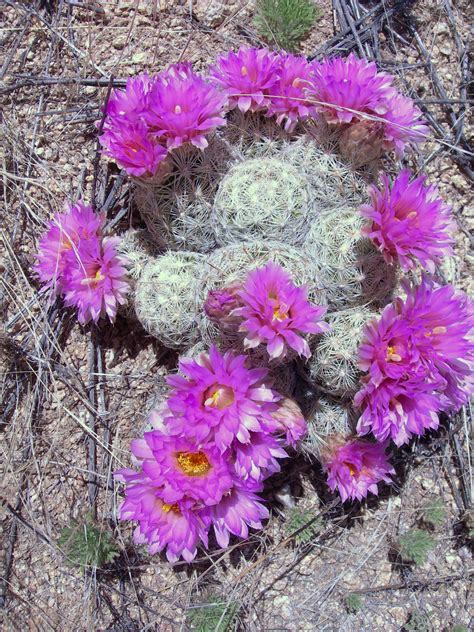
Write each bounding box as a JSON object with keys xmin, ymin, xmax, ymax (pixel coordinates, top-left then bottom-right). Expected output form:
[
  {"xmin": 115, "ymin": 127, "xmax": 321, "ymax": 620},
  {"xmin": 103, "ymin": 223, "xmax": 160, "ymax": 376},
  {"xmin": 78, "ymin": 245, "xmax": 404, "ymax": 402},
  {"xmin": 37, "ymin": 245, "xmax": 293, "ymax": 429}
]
[{"xmin": 34, "ymin": 48, "xmax": 473, "ymax": 564}]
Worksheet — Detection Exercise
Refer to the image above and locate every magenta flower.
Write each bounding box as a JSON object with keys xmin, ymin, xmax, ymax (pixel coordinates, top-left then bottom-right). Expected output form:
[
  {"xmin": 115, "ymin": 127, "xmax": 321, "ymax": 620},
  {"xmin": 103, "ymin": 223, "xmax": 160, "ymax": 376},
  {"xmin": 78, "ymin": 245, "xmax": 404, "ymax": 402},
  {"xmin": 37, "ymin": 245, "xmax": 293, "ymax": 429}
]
[
  {"xmin": 34, "ymin": 201, "xmax": 105, "ymax": 294},
  {"xmin": 99, "ymin": 119, "xmax": 168, "ymax": 177},
  {"xmin": 358, "ymin": 304, "xmax": 421, "ymax": 387},
  {"xmin": 322, "ymin": 437, "xmax": 394, "ymax": 502},
  {"xmin": 379, "ymin": 93, "xmax": 429, "ymax": 157},
  {"xmin": 266, "ymin": 54, "xmax": 317, "ymax": 131},
  {"xmin": 232, "ymin": 262, "xmax": 329, "ymax": 360},
  {"xmin": 398, "ymin": 277, "xmax": 474, "ymax": 410},
  {"xmin": 105, "ymin": 73, "xmax": 152, "ymax": 120},
  {"xmin": 135, "ymin": 430, "xmax": 233, "ymax": 506},
  {"xmin": 115, "ymin": 473, "xmax": 209, "ymax": 562},
  {"xmin": 143, "ymin": 65, "xmax": 227, "ymax": 150},
  {"xmin": 203, "ymin": 481, "xmax": 269, "ymax": 548},
  {"xmin": 307, "ymin": 53, "xmax": 395, "ymax": 124},
  {"xmin": 270, "ymin": 397, "xmax": 308, "ymax": 447},
  {"xmin": 355, "ymin": 377, "xmax": 441, "ymax": 446},
  {"xmin": 62, "ymin": 236, "xmax": 130, "ymax": 324},
  {"xmin": 233, "ymin": 432, "xmax": 287, "ymax": 482},
  {"xmin": 166, "ymin": 346, "xmax": 280, "ymax": 451},
  {"xmin": 209, "ymin": 46, "xmax": 280, "ymax": 112},
  {"xmin": 360, "ymin": 170, "xmax": 454, "ymax": 272}
]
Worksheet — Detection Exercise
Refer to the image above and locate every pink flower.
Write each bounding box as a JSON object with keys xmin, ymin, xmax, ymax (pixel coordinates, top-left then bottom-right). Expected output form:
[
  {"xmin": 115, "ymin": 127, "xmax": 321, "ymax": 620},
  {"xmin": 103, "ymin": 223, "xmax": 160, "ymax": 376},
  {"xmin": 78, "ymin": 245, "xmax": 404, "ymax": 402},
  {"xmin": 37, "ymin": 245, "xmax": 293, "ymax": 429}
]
[
  {"xmin": 166, "ymin": 346, "xmax": 280, "ymax": 451},
  {"xmin": 322, "ymin": 437, "xmax": 394, "ymax": 502},
  {"xmin": 62, "ymin": 236, "xmax": 130, "ymax": 324},
  {"xmin": 270, "ymin": 397, "xmax": 307, "ymax": 447},
  {"xmin": 307, "ymin": 53, "xmax": 395, "ymax": 124},
  {"xmin": 209, "ymin": 46, "xmax": 280, "ymax": 112},
  {"xmin": 34, "ymin": 201, "xmax": 105, "ymax": 294},
  {"xmin": 360, "ymin": 170, "xmax": 454, "ymax": 272},
  {"xmin": 358, "ymin": 304, "xmax": 422, "ymax": 387},
  {"xmin": 134, "ymin": 430, "xmax": 234, "ymax": 506},
  {"xmin": 355, "ymin": 377, "xmax": 441, "ymax": 446},
  {"xmin": 203, "ymin": 481, "xmax": 269, "ymax": 548},
  {"xmin": 99, "ymin": 119, "xmax": 168, "ymax": 177},
  {"xmin": 379, "ymin": 93, "xmax": 429, "ymax": 157},
  {"xmin": 115, "ymin": 473, "xmax": 209, "ymax": 562},
  {"xmin": 233, "ymin": 262, "xmax": 329, "ymax": 360},
  {"xmin": 233, "ymin": 432, "xmax": 287, "ymax": 482},
  {"xmin": 105, "ymin": 73, "xmax": 152, "ymax": 120},
  {"xmin": 266, "ymin": 54, "xmax": 317, "ymax": 131},
  {"xmin": 398, "ymin": 277, "xmax": 474, "ymax": 410},
  {"xmin": 143, "ymin": 65, "xmax": 227, "ymax": 150}
]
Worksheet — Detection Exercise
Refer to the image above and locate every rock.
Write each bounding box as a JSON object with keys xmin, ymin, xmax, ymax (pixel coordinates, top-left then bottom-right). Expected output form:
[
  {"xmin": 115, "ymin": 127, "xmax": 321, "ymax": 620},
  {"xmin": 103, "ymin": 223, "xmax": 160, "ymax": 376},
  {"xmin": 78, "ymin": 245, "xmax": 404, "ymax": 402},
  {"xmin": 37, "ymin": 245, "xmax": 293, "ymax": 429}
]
[
  {"xmin": 193, "ymin": 0, "xmax": 234, "ymax": 28},
  {"xmin": 440, "ymin": 44, "xmax": 452, "ymax": 56}
]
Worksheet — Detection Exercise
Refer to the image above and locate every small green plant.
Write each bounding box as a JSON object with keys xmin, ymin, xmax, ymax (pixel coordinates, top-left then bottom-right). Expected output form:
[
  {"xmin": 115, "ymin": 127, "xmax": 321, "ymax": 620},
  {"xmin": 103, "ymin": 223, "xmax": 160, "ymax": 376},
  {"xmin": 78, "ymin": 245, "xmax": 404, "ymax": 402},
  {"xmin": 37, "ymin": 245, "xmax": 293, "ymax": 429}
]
[
  {"xmin": 254, "ymin": 0, "xmax": 321, "ymax": 52},
  {"xmin": 285, "ymin": 507, "xmax": 321, "ymax": 544},
  {"xmin": 398, "ymin": 529, "xmax": 436, "ymax": 566},
  {"xmin": 421, "ymin": 499, "xmax": 446, "ymax": 527},
  {"xmin": 59, "ymin": 517, "xmax": 119, "ymax": 569},
  {"xmin": 345, "ymin": 593, "xmax": 363, "ymax": 614},
  {"xmin": 450, "ymin": 625, "xmax": 468, "ymax": 632},
  {"xmin": 404, "ymin": 610, "xmax": 432, "ymax": 632},
  {"xmin": 186, "ymin": 595, "xmax": 239, "ymax": 632}
]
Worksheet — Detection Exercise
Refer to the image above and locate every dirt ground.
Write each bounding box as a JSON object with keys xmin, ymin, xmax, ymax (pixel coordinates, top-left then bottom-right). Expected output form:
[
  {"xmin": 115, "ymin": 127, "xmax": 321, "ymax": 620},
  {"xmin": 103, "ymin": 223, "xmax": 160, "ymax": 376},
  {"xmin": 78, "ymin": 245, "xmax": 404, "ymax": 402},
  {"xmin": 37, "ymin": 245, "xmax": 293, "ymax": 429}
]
[{"xmin": 1, "ymin": 1, "xmax": 472, "ymax": 631}]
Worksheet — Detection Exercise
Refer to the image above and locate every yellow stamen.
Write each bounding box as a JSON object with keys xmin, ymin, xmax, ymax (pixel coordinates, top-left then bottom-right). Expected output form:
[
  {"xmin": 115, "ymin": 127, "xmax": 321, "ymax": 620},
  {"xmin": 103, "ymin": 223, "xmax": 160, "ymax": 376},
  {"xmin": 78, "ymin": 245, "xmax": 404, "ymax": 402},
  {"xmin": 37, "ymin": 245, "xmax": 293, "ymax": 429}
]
[
  {"xmin": 80, "ymin": 270, "xmax": 105, "ymax": 286},
  {"xmin": 386, "ymin": 345, "xmax": 402, "ymax": 362},
  {"xmin": 406, "ymin": 211, "xmax": 418, "ymax": 220},
  {"xmin": 176, "ymin": 451, "xmax": 211, "ymax": 477},
  {"xmin": 272, "ymin": 307, "xmax": 288, "ymax": 322},
  {"xmin": 292, "ymin": 77, "xmax": 302, "ymax": 88},
  {"xmin": 162, "ymin": 503, "xmax": 180, "ymax": 514},
  {"xmin": 174, "ymin": 104, "xmax": 182, "ymax": 114},
  {"xmin": 241, "ymin": 66, "xmax": 248, "ymax": 76},
  {"xmin": 432, "ymin": 326, "xmax": 447, "ymax": 335}
]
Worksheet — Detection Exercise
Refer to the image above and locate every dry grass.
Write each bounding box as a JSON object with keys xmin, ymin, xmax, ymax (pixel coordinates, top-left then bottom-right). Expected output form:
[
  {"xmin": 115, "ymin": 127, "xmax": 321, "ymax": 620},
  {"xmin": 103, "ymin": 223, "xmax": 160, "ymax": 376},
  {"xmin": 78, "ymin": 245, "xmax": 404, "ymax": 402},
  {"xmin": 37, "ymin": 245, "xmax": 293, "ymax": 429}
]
[{"xmin": 1, "ymin": 1, "xmax": 472, "ymax": 631}]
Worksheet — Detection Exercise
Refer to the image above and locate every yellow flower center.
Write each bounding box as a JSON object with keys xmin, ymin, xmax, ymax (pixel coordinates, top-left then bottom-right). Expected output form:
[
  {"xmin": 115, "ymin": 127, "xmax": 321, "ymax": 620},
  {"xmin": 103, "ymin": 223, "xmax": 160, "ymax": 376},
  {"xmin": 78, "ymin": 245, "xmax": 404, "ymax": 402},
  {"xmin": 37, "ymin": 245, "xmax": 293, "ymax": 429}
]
[
  {"xmin": 345, "ymin": 462, "xmax": 357, "ymax": 477},
  {"xmin": 386, "ymin": 345, "xmax": 402, "ymax": 362},
  {"xmin": 80, "ymin": 269, "xmax": 105, "ymax": 287},
  {"xmin": 162, "ymin": 502, "xmax": 180, "ymax": 514},
  {"xmin": 272, "ymin": 306, "xmax": 288, "ymax": 322},
  {"xmin": 203, "ymin": 383, "xmax": 235, "ymax": 410},
  {"xmin": 241, "ymin": 66, "xmax": 248, "ymax": 76},
  {"xmin": 175, "ymin": 451, "xmax": 212, "ymax": 477},
  {"xmin": 174, "ymin": 104, "xmax": 182, "ymax": 114}
]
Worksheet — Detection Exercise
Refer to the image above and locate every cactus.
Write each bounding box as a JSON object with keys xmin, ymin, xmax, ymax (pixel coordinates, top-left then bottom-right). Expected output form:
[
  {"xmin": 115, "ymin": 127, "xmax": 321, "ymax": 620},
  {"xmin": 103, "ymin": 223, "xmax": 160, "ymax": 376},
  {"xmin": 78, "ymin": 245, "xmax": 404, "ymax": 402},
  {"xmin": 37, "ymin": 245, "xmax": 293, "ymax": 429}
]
[
  {"xmin": 196, "ymin": 240, "xmax": 326, "ymax": 347},
  {"xmin": 134, "ymin": 140, "xmax": 232, "ymax": 252},
  {"xmin": 212, "ymin": 158, "xmax": 312, "ymax": 246},
  {"xmin": 421, "ymin": 499, "xmax": 446, "ymax": 528},
  {"xmin": 309, "ymin": 307, "xmax": 378, "ymax": 396},
  {"xmin": 299, "ymin": 398, "xmax": 354, "ymax": 459},
  {"xmin": 281, "ymin": 137, "xmax": 366, "ymax": 211},
  {"xmin": 116, "ymin": 229, "xmax": 157, "ymax": 281},
  {"xmin": 135, "ymin": 252, "xmax": 204, "ymax": 349},
  {"xmin": 304, "ymin": 206, "xmax": 397, "ymax": 309}
]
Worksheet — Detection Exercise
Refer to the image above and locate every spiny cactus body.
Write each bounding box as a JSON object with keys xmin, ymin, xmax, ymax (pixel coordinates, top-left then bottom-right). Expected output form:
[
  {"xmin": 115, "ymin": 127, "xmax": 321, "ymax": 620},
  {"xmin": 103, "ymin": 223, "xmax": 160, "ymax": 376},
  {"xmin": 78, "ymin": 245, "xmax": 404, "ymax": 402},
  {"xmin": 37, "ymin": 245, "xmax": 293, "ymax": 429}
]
[
  {"xmin": 212, "ymin": 158, "xmax": 312, "ymax": 246},
  {"xmin": 300, "ymin": 398, "xmax": 353, "ymax": 459},
  {"xmin": 135, "ymin": 252, "xmax": 204, "ymax": 349},
  {"xmin": 305, "ymin": 206, "xmax": 396, "ymax": 309},
  {"xmin": 309, "ymin": 307, "xmax": 378, "ymax": 396}
]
